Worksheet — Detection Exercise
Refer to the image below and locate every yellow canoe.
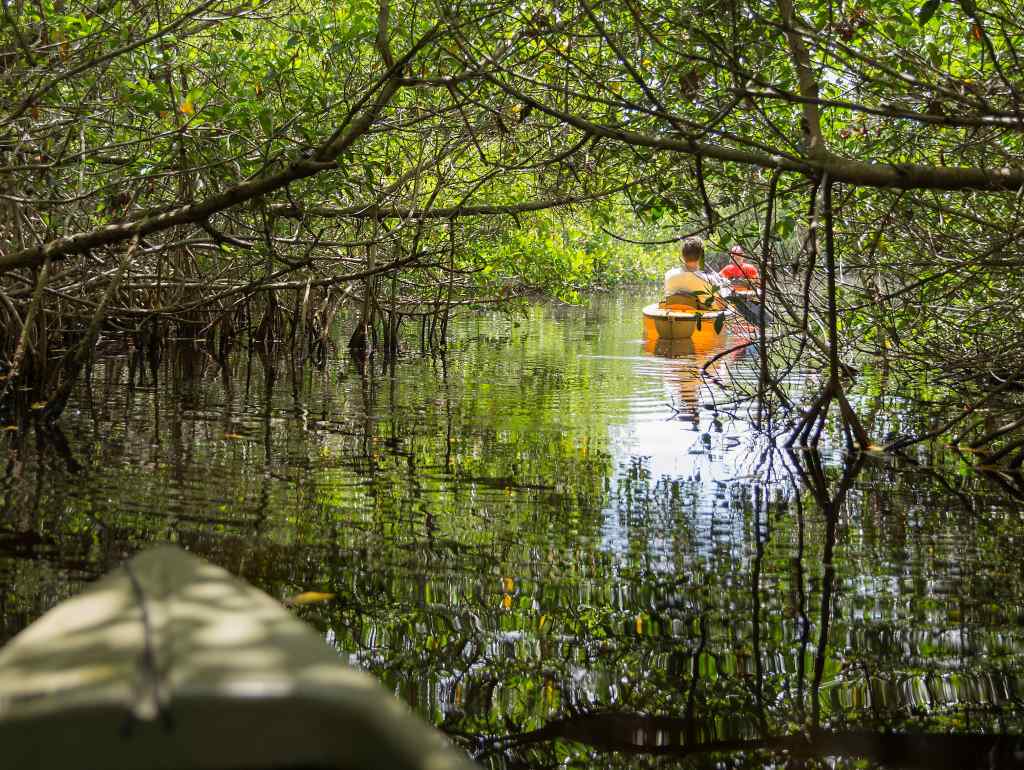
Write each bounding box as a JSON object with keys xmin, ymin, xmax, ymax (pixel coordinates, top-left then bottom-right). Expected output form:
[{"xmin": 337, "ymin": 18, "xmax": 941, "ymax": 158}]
[{"xmin": 642, "ymin": 303, "xmax": 731, "ymax": 340}]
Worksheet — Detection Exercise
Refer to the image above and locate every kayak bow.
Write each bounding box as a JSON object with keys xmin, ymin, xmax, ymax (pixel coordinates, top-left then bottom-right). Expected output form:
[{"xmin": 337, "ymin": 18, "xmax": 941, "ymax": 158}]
[{"xmin": 0, "ymin": 546, "xmax": 476, "ymax": 770}]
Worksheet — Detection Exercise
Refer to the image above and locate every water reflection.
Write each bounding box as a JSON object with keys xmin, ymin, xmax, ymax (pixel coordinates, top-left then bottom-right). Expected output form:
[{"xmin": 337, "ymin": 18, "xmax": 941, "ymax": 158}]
[{"xmin": 1, "ymin": 291, "xmax": 1023, "ymax": 768}]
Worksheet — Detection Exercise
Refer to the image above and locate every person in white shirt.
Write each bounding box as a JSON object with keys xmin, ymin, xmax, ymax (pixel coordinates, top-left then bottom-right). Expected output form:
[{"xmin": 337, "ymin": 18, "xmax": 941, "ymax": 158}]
[{"xmin": 662, "ymin": 236, "xmax": 724, "ymax": 309}]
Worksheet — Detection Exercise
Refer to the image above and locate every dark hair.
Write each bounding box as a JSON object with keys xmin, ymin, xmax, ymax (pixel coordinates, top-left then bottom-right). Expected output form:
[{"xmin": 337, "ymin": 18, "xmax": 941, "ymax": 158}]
[{"xmin": 681, "ymin": 236, "xmax": 704, "ymax": 261}]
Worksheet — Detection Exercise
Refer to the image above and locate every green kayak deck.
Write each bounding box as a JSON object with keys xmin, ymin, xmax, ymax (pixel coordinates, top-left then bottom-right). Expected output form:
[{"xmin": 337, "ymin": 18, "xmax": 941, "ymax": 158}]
[{"xmin": 0, "ymin": 546, "xmax": 477, "ymax": 770}]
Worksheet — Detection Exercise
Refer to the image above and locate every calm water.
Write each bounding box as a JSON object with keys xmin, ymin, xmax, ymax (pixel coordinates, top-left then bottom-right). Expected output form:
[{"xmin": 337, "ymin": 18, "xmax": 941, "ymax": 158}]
[{"xmin": 2, "ymin": 290, "xmax": 1023, "ymax": 769}]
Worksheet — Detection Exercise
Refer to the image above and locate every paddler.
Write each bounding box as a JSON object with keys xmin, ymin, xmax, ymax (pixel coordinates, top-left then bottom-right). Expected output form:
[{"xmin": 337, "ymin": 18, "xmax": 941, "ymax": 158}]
[
  {"xmin": 663, "ymin": 236, "xmax": 725, "ymax": 309},
  {"xmin": 719, "ymin": 244, "xmax": 760, "ymax": 289}
]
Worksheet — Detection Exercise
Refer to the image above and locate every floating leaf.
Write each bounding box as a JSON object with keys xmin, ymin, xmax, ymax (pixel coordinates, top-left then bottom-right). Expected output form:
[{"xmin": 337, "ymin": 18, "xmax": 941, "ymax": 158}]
[
  {"xmin": 30, "ymin": 401, "xmax": 47, "ymax": 410},
  {"xmin": 224, "ymin": 432, "xmax": 244, "ymax": 439},
  {"xmin": 287, "ymin": 591, "xmax": 335, "ymax": 606}
]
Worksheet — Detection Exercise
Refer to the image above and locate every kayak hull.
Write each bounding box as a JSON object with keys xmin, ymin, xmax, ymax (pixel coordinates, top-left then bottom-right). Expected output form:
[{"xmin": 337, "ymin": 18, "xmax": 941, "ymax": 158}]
[
  {"xmin": 642, "ymin": 303, "xmax": 730, "ymax": 340},
  {"xmin": 730, "ymin": 289, "xmax": 769, "ymax": 326}
]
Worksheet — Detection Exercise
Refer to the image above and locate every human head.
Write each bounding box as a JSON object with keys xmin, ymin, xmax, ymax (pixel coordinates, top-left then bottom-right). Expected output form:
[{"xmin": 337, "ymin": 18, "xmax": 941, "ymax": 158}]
[
  {"xmin": 681, "ymin": 236, "xmax": 704, "ymax": 268},
  {"xmin": 730, "ymin": 244, "xmax": 746, "ymax": 264}
]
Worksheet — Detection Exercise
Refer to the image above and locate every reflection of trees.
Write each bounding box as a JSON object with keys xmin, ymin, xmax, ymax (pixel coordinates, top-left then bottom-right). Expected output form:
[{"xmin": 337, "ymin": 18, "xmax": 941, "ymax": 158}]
[
  {"xmin": 644, "ymin": 319, "xmax": 730, "ymax": 427},
  {"xmin": 4, "ymin": 302, "xmax": 1024, "ymax": 768},
  {"xmin": 309, "ymin": 448, "xmax": 1024, "ymax": 769},
  {"xmin": 477, "ymin": 712, "xmax": 1024, "ymax": 770},
  {"xmin": 5, "ymin": 422, "xmax": 1024, "ymax": 768},
  {"xmin": 0, "ymin": 316, "xmax": 619, "ymax": 641}
]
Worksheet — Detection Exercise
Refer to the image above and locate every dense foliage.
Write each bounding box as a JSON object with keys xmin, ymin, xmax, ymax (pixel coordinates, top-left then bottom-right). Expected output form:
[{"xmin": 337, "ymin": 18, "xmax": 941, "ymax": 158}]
[{"xmin": 2, "ymin": 0, "xmax": 1024, "ymax": 464}]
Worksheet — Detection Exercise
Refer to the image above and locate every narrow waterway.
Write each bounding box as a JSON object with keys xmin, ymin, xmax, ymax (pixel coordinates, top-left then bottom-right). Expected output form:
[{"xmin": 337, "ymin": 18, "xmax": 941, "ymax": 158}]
[{"xmin": 2, "ymin": 289, "xmax": 1022, "ymax": 769}]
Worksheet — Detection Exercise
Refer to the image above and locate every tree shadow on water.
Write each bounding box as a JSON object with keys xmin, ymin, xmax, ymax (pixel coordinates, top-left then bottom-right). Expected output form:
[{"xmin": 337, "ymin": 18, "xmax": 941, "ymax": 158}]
[{"xmin": 463, "ymin": 449, "xmax": 1024, "ymax": 770}]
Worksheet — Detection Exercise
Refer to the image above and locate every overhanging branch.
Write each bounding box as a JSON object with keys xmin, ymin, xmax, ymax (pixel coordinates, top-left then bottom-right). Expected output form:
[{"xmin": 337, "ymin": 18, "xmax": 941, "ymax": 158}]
[
  {"xmin": 0, "ymin": 27, "xmax": 440, "ymax": 275},
  {"xmin": 484, "ymin": 74, "xmax": 1024, "ymax": 192},
  {"xmin": 269, "ymin": 188, "xmax": 629, "ymax": 220}
]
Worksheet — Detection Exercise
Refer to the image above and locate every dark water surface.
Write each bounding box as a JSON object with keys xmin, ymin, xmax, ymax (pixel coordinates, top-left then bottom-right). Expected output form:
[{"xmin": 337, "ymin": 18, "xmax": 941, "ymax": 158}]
[{"xmin": 2, "ymin": 290, "xmax": 1023, "ymax": 768}]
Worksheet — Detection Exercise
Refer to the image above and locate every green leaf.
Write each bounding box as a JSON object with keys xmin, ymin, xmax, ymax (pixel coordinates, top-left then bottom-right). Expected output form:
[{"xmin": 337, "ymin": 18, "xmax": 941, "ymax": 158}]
[
  {"xmin": 695, "ymin": 313, "xmax": 702, "ymax": 331},
  {"xmin": 918, "ymin": 0, "xmax": 942, "ymax": 25},
  {"xmin": 714, "ymin": 313, "xmax": 725, "ymax": 333},
  {"xmin": 775, "ymin": 216, "xmax": 796, "ymax": 239},
  {"xmin": 257, "ymin": 109, "xmax": 273, "ymax": 136}
]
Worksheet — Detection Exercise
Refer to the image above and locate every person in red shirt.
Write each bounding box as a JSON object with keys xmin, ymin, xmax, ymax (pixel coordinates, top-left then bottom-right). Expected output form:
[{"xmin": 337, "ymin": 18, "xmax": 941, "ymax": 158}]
[{"xmin": 719, "ymin": 245, "xmax": 760, "ymax": 288}]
